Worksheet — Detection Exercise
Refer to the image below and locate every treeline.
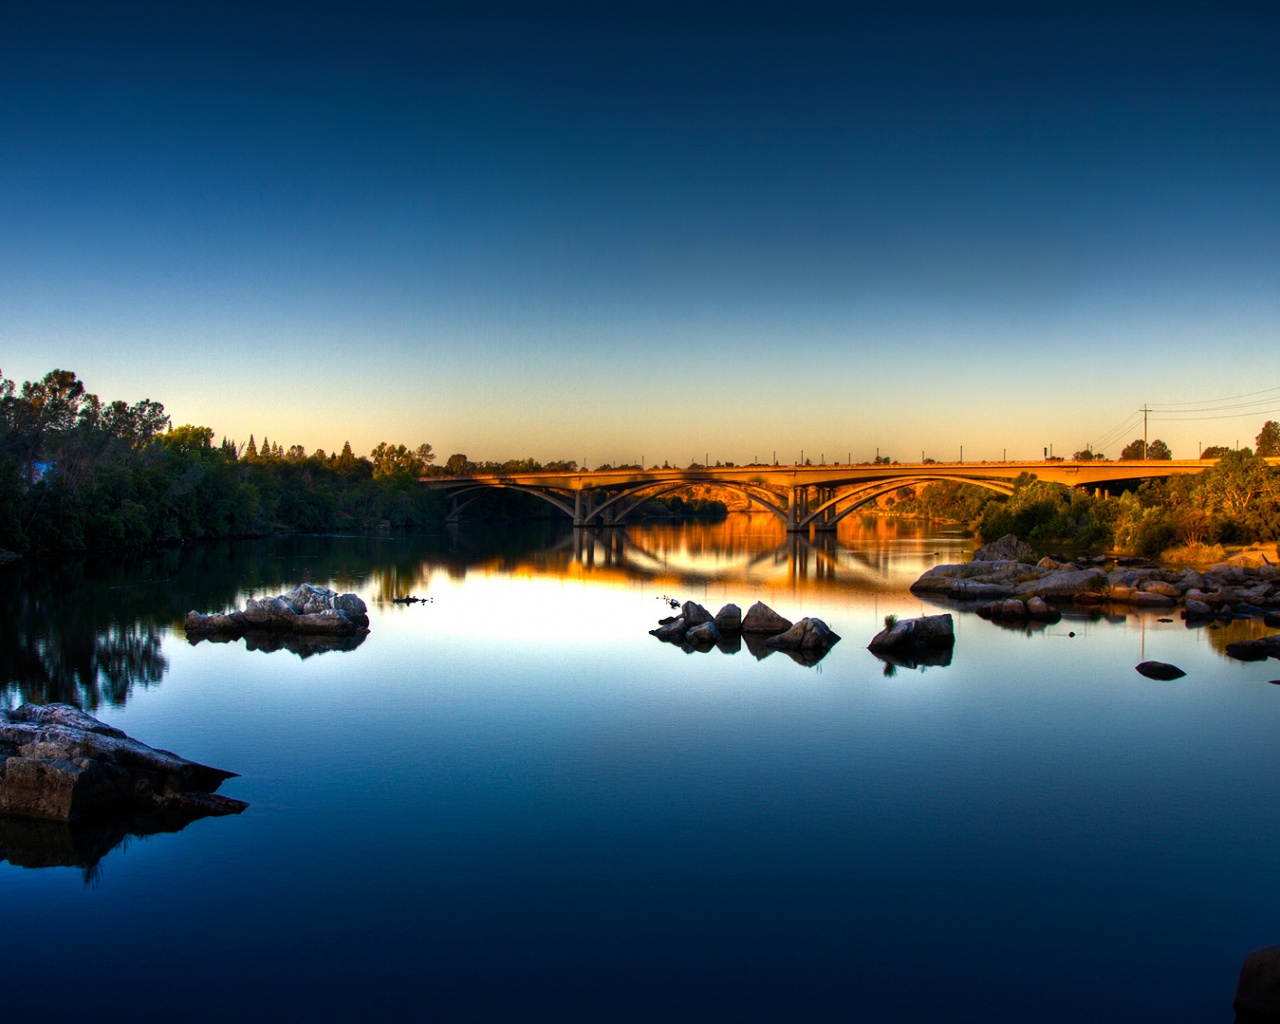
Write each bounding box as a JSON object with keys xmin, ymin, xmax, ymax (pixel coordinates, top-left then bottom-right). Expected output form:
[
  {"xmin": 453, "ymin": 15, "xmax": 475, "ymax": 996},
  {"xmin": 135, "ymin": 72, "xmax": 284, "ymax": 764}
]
[
  {"xmin": 0, "ymin": 368, "xmax": 446, "ymax": 555},
  {"xmin": 892, "ymin": 448, "xmax": 1280, "ymax": 557}
]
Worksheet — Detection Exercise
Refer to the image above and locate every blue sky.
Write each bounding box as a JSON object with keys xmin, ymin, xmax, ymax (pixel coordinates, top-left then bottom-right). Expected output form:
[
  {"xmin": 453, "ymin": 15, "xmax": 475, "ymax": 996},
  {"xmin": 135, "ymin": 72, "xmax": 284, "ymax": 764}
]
[{"xmin": 2, "ymin": 2, "xmax": 1277, "ymax": 465}]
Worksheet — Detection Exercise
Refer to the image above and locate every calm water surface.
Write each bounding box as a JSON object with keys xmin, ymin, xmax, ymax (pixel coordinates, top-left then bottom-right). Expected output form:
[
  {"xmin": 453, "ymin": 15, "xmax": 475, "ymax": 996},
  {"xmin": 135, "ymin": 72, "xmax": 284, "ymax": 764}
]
[{"xmin": 3, "ymin": 515, "xmax": 1279, "ymax": 1022}]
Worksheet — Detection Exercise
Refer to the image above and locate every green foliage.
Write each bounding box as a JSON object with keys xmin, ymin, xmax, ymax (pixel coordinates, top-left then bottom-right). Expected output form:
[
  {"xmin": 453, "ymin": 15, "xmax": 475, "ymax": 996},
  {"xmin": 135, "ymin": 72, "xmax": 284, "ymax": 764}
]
[
  {"xmin": 1257, "ymin": 421, "xmax": 1280, "ymax": 458},
  {"xmin": 1120, "ymin": 438, "xmax": 1171, "ymax": 460},
  {"xmin": 889, "ymin": 480, "xmax": 990, "ymax": 522},
  {"xmin": 0, "ymin": 368, "xmax": 450, "ymax": 554},
  {"xmin": 883, "ymin": 613, "xmax": 897, "ymax": 629}
]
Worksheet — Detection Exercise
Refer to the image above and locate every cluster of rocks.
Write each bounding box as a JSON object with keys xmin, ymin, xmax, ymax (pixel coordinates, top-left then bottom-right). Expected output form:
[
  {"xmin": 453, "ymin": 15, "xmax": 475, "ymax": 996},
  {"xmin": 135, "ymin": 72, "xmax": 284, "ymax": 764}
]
[
  {"xmin": 185, "ymin": 583, "xmax": 369, "ymax": 638},
  {"xmin": 0, "ymin": 703, "xmax": 246, "ymax": 824},
  {"xmin": 649, "ymin": 600, "xmax": 841, "ymax": 663},
  {"xmin": 912, "ymin": 535, "xmax": 1280, "ymax": 634}
]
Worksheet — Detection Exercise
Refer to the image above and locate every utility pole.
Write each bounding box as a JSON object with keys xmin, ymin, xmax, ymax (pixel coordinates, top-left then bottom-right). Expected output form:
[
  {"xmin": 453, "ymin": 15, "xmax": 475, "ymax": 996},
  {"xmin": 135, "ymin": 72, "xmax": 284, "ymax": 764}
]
[
  {"xmin": 960, "ymin": 445, "xmax": 963, "ymax": 462},
  {"xmin": 1141, "ymin": 405, "xmax": 1150, "ymax": 459}
]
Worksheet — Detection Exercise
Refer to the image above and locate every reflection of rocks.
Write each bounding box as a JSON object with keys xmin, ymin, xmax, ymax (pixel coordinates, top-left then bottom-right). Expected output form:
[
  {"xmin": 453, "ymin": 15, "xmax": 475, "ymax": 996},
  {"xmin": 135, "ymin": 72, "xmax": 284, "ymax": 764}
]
[
  {"xmin": 871, "ymin": 645, "xmax": 954, "ymax": 671},
  {"xmin": 0, "ymin": 703, "xmax": 246, "ymax": 824},
  {"xmin": 0, "ymin": 804, "xmax": 232, "ymax": 881},
  {"xmin": 186, "ymin": 584, "xmax": 369, "ymax": 638},
  {"xmin": 187, "ymin": 629, "xmax": 367, "ymax": 657}
]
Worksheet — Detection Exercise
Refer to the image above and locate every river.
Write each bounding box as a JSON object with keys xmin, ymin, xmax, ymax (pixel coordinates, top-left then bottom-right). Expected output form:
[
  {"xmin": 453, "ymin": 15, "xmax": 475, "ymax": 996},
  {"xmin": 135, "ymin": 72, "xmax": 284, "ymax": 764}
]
[{"xmin": 2, "ymin": 514, "xmax": 1278, "ymax": 1021}]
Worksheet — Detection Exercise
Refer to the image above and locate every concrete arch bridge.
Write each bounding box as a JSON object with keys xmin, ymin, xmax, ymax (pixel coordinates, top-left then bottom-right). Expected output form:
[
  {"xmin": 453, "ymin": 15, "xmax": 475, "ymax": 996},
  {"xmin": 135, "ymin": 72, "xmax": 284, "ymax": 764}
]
[{"xmin": 424, "ymin": 459, "xmax": 1229, "ymax": 533}]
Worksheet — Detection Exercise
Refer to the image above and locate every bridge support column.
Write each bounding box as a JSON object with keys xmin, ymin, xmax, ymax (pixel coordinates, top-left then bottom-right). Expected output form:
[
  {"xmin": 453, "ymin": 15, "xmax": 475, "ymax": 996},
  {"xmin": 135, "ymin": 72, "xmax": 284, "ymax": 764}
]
[
  {"xmin": 814, "ymin": 486, "xmax": 837, "ymax": 532},
  {"xmin": 786, "ymin": 487, "xmax": 804, "ymax": 532},
  {"xmin": 445, "ymin": 497, "xmax": 461, "ymax": 525},
  {"xmin": 573, "ymin": 489, "xmax": 597, "ymax": 528}
]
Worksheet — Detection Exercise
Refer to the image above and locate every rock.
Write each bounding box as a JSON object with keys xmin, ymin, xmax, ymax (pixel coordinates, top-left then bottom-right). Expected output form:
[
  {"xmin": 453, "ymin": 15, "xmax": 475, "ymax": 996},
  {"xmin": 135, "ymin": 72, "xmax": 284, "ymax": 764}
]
[
  {"xmin": 1036, "ymin": 556, "xmax": 1062, "ymax": 570},
  {"xmin": 1025, "ymin": 597, "xmax": 1060, "ymax": 622},
  {"xmin": 868, "ymin": 613, "xmax": 955, "ymax": 653},
  {"xmin": 1229, "ymin": 551, "xmax": 1273, "ymax": 570},
  {"xmin": 681, "ymin": 601, "xmax": 714, "ymax": 626},
  {"xmin": 764, "ymin": 617, "xmax": 841, "ymax": 651},
  {"xmin": 1234, "ymin": 945, "xmax": 1280, "ymax": 1022},
  {"xmin": 283, "ymin": 583, "xmax": 338, "ymax": 614},
  {"xmin": 186, "ymin": 585, "xmax": 370, "ymax": 638},
  {"xmin": 742, "ymin": 602, "xmax": 793, "ymax": 635},
  {"xmin": 714, "ymin": 603, "xmax": 742, "ymax": 633},
  {"xmin": 1226, "ymin": 637, "xmax": 1280, "ymax": 662},
  {"xmin": 1133, "ymin": 592, "xmax": 1176, "ymax": 608},
  {"xmin": 241, "ymin": 596, "xmax": 300, "ymax": 628},
  {"xmin": 685, "ymin": 620, "xmax": 722, "ymax": 645},
  {"xmin": 334, "ymin": 593, "xmax": 368, "ymax": 615},
  {"xmin": 1014, "ymin": 568, "xmax": 1108, "ymax": 600},
  {"xmin": 1000, "ymin": 598, "xmax": 1026, "ymax": 620},
  {"xmin": 0, "ymin": 549, "xmax": 20, "ymax": 566},
  {"xmin": 1135, "ymin": 661, "xmax": 1186, "ymax": 680},
  {"xmin": 973, "ymin": 534, "xmax": 1036, "ymax": 562},
  {"xmin": 649, "ymin": 617, "xmax": 688, "ymax": 641},
  {"xmin": 1266, "ymin": 612, "xmax": 1280, "ymax": 628},
  {"xmin": 1140, "ymin": 580, "xmax": 1181, "ymax": 598},
  {"xmin": 1184, "ymin": 599, "xmax": 1214, "ymax": 619},
  {"xmin": 0, "ymin": 703, "xmax": 246, "ymax": 823}
]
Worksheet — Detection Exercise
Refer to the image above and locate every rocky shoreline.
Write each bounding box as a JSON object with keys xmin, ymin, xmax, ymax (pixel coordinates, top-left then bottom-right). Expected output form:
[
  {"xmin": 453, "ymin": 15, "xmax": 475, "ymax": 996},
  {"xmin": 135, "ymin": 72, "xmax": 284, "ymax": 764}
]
[{"xmin": 910, "ymin": 534, "xmax": 1280, "ymax": 628}]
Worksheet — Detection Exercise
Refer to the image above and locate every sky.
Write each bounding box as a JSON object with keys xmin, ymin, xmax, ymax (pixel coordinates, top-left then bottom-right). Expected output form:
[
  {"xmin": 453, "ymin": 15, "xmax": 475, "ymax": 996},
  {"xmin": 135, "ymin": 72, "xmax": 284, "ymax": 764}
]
[{"xmin": 2, "ymin": 1, "xmax": 1277, "ymax": 466}]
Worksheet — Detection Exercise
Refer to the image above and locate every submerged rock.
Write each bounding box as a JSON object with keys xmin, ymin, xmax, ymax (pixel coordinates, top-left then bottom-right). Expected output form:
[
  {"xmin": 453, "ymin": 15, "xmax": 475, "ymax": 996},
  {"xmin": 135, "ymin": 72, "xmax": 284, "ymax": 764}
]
[
  {"xmin": 1225, "ymin": 637, "xmax": 1280, "ymax": 662},
  {"xmin": 1135, "ymin": 661, "xmax": 1187, "ymax": 680},
  {"xmin": 0, "ymin": 703, "xmax": 246, "ymax": 824}
]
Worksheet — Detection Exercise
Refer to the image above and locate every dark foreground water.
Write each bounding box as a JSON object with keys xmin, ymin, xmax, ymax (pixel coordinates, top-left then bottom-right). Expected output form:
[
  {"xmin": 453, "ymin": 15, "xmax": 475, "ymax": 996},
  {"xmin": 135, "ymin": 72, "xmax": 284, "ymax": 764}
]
[{"xmin": 3, "ymin": 516, "xmax": 1280, "ymax": 1022}]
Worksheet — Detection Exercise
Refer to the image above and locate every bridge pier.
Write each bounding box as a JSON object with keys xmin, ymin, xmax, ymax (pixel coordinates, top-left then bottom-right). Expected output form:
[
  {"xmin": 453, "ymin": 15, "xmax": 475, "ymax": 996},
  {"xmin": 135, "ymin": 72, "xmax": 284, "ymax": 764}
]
[
  {"xmin": 786, "ymin": 486, "xmax": 807, "ymax": 532},
  {"xmin": 814, "ymin": 486, "xmax": 837, "ymax": 532}
]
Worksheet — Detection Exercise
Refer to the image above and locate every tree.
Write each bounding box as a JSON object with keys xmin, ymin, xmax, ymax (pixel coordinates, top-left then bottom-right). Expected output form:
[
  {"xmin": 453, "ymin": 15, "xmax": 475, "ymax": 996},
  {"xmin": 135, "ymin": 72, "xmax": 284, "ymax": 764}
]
[
  {"xmin": 1072, "ymin": 448, "xmax": 1097, "ymax": 461},
  {"xmin": 1257, "ymin": 421, "xmax": 1280, "ymax": 458},
  {"xmin": 1120, "ymin": 438, "xmax": 1171, "ymax": 460},
  {"xmin": 1201, "ymin": 445, "xmax": 1232, "ymax": 460},
  {"xmin": 416, "ymin": 443, "xmax": 435, "ymax": 465},
  {"xmin": 444, "ymin": 453, "xmax": 470, "ymax": 475}
]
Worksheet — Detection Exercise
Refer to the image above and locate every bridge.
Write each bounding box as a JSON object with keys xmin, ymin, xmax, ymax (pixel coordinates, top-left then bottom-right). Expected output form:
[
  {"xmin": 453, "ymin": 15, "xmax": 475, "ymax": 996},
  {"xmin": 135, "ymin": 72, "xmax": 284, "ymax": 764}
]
[{"xmin": 424, "ymin": 458, "xmax": 1265, "ymax": 533}]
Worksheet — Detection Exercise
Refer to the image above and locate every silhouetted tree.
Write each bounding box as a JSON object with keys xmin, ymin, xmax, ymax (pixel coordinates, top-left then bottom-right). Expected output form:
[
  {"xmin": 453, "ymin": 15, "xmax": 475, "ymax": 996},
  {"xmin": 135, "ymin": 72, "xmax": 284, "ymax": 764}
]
[{"xmin": 1257, "ymin": 421, "xmax": 1280, "ymax": 458}]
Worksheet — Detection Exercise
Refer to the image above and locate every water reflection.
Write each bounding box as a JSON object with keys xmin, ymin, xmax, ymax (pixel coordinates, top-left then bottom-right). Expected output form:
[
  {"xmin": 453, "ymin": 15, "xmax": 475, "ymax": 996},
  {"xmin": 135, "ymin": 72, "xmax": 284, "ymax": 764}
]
[
  {"xmin": 0, "ymin": 803, "xmax": 231, "ymax": 885},
  {"xmin": 188, "ymin": 631, "xmax": 368, "ymax": 657}
]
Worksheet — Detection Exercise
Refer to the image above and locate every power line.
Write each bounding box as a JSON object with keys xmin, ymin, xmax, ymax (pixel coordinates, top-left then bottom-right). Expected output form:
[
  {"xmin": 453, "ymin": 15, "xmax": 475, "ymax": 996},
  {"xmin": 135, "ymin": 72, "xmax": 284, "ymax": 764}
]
[
  {"xmin": 1152, "ymin": 406, "xmax": 1280, "ymax": 422},
  {"xmin": 1149, "ymin": 383, "xmax": 1280, "ymax": 410}
]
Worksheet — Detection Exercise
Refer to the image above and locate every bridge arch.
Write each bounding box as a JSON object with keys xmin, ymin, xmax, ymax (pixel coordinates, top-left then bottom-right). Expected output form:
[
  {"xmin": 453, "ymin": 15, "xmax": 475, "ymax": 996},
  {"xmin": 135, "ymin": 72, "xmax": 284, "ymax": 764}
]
[
  {"xmin": 803, "ymin": 475, "xmax": 1017, "ymax": 529},
  {"xmin": 590, "ymin": 480, "xmax": 789, "ymax": 524},
  {"xmin": 441, "ymin": 482, "xmax": 577, "ymax": 521}
]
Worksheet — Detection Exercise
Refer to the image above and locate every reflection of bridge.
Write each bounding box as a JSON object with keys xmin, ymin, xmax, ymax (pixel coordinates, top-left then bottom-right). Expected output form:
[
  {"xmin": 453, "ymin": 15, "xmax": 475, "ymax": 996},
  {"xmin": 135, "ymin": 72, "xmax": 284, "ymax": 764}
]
[{"xmin": 424, "ymin": 459, "xmax": 1234, "ymax": 532}]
